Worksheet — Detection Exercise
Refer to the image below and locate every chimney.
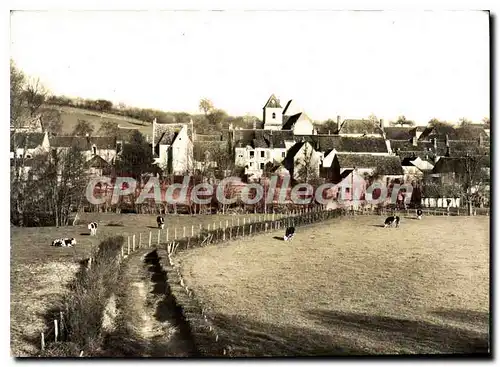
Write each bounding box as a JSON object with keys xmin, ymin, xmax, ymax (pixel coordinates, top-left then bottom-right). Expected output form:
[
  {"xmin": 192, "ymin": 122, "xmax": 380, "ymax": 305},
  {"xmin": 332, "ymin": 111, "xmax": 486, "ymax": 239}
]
[
  {"xmin": 445, "ymin": 134, "xmax": 449, "ymax": 147},
  {"xmin": 379, "ymin": 118, "xmax": 384, "ymax": 129},
  {"xmin": 412, "ymin": 136, "xmax": 417, "ymax": 146},
  {"xmin": 433, "ymin": 138, "xmax": 437, "ymax": 150},
  {"xmin": 336, "ymin": 115, "xmax": 341, "ymax": 133}
]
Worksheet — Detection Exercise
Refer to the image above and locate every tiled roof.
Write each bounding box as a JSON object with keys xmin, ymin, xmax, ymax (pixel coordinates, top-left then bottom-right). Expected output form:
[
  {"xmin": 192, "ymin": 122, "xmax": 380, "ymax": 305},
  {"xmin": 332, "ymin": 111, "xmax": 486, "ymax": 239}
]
[
  {"xmin": 10, "ymin": 132, "xmax": 46, "ymax": 149},
  {"xmin": 335, "ymin": 154, "xmax": 404, "ymax": 175},
  {"xmin": 432, "ymin": 156, "xmax": 490, "ymax": 174},
  {"xmin": 50, "ymin": 136, "xmax": 116, "ymax": 150},
  {"xmin": 383, "ymin": 127, "xmax": 414, "ymax": 140},
  {"xmin": 296, "ymin": 135, "xmax": 388, "ymax": 153},
  {"xmin": 233, "ymin": 129, "xmax": 294, "ymax": 149},
  {"xmin": 153, "ymin": 123, "xmax": 192, "ymax": 146},
  {"xmin": 339, "ymin": 119, "xmax": 383, "ymax": 135},
  {"xmin": 86, "ymin": 155, "xmax": 112, "ymax": 168}
]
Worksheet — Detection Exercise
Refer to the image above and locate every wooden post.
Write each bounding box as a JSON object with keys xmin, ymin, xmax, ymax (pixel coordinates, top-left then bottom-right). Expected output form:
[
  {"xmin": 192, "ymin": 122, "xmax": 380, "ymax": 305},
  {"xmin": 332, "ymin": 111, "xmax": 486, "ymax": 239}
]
[
  {"xmin": 232, "ymin": 218, "xmax": 234, "ymax": 227},
  {"xmin": 121, "ymin": 246, "xmax": 124, "ymax": 258},
  {"xmin": 191, "ymin": 225, "xmax": 194, "ymax": 237},
  {"xmin": 238, "ymin": 218, "xmax": 240, "ymax": 226},
  {"xmin": 223, "ymin": 227, "xmax": 226, "ymax": 241},
  {"xmin": 60, "ymin": 311, "xmax": 64, "ymax": 339},
  {"xmin": 243, "ymin": 225, "xmax": 245, "ymax": 237},
  {"xmin": 149, "ymin": 232, "xmax": 152, "ymax": 247},
  {"xmin": 183, "ymin": 226, "xmax": 186, "ymax": 239},
  {"xmin": 133, "ymin": 234, "xmax": 136, "ymax": 251},
  {"xmin": 226, "ymin": 220, "xmax": 229, "ymax": 228},
  {"xmin": 174, "ymin": 228, "xmax": 177, "ymax": 240},
  {"xmin": 199, "ymin": 223, "xmax": 202, "ymax": 232},
  {"xmin": 157, "ymin": 230, "xmax": 160, "ymax": 246},
  {"xmin": 250, "ymin": 225, "xmax": 252, "ymax": 236},
  {"xmin": 207, "ymin": 223, "xmax": 210, "ymax": 231},
  {"xmin": 220, "ymin": 221, "xmax": 223, "ymax": 230},
  {"xmin": 127, "ymin": 237, "xmax": 130, "ymax": 255},
  {"xmin": 41, "ymin": 332, "xmax": 45, "ymax": 351},
  {"xmin": 166, "ymin": 228, "xmax": 169, "ymax": 242},
  {"xmin": 54, "ymin": 319, "xmax": 59, "ymax": 342},
  {"xmin": 213, "ymin": 222, "xmax": 216, "ymax": 230},
  {"xmin": 139, "ymin": 233, "xmax": 142, "ymax": 248}
]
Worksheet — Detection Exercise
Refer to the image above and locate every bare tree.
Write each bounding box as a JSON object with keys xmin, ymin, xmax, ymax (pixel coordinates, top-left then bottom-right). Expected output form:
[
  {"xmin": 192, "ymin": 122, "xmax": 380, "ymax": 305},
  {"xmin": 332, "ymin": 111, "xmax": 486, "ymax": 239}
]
[
  {"xmin": 391, "ymin": 115, "xmax": 415, "ymax": 127},
  {"xmin": 462, "ymin": 153, "xmax": 489, "ymax": 215},
  {"xmin": 296, "ymin": 143, "xmax": 321, "ymax": 185},
  {"xmin": 73, "ymin": 119, "xmax": 95, "ymax": 136}
]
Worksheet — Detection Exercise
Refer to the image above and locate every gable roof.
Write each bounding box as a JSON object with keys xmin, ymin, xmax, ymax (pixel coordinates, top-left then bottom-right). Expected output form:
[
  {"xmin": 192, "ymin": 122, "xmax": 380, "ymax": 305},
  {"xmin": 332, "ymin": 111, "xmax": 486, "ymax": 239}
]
[
  {"xmin": 50, "ymin": 136, "xmax": 116, "ymax": 150},
  {"xmin": 233, "ymin": 129, "xmax": 294, "ymax": 149},
  {"xmin": 383, "ymin": 127, "xmax": 414, "ymax": 140},
  {"xmin": 86, "ymin": 154, "xmax": 112, "ymax": 168},
  {"xmin": 432, "ymin": 155, "xmax": 490, "ymax": 175},
  {"xmin": 282, "ymin": 112, "xmax": 312, "ymax": 130},
  {"xmin": 263, "ymin": 94, "xmax": 282, "ymax": 109},
  {"xmin": 338, "ymin": 119, "xmax": 383, "ymax": 135},
  {"xmin": 10, "ymin": 132, "xmax": 46, "ymax": 149},
  {"xmin": 335, "ymin": 154, "xmax": 404, "ymax": 175},
  {"xmin": 154, "ymin": 123, "xmax": 191, "ymax": 146}
]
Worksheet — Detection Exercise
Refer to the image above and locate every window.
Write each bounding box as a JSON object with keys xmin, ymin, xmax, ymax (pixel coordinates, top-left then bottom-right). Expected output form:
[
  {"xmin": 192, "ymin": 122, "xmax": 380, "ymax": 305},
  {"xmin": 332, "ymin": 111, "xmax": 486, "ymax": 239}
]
[
  {"xmin": 272, "ymin": 112, "xmax": 276, "ymax": 119},
  {"xmin": 92, "ymin": 145, "xmax": 97, "ymax": 155},
  {"xmin": 260, "ymin": 163, "xmax": 264, "ymax": 169},
  {"xmin": 260, "ymin": 151, "xmax": 265, "ymax": 158},
  {"xmin": 238, "ymin": 154, "xmax": 243, "ymax": 158},
  {"xmin": 250, "ymin": 162, "xmax": 254, "ymax": 167},
  {"xmin": 282, "ymin": 152, "xmax": 286, "ymax": 158},
  {"xmin": 249, "ymin": 151, "xmax": 255, "ymax": 159}
]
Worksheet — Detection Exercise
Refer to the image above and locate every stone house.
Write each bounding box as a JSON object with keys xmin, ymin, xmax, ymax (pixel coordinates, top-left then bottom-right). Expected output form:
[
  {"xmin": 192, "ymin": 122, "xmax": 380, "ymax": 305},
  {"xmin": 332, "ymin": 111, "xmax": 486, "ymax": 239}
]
[{"xmin": 152, "ymin": 121, "xmax": 194, "ymax": 175}]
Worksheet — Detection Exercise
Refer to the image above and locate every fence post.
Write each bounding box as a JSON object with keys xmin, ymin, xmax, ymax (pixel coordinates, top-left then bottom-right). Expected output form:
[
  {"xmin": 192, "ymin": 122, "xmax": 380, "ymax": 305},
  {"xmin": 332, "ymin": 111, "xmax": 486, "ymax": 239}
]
[
  {"xmin": 121, "ymin": 245, "xmax": 124, "ymax": 258},
  {"xmin": 139, "ymin": 233, "xmax": 142, "ymax": 248},
  {"xmin": 166, "ymin": 228, "xmax": 169, "ymax": 242},
  {"xmin": 183, "ymin": 226, "xmax": 186, "ymax": 239},
  {"xmin": 60, "ymin": 311, "xmax": 64, "ymax": 340},
  {"xmin": 41, "ymin": 332, "xmax": 45, "ymax": 351},
  {"xmin": 157, "ymin": 230, "xmax": 160, "ymax": 246},
  {"xmin": 54, "ymin": 319, "xmax": 59, "ymax": 342},
  {"xmin": 174, "ymin": 228, "xmax": 177, "ymax": 240},
  {"xmin": 243, "ymin": 218, "xmax": 246, "ymax": 225},
  {"xmin": 243, "ymin": 225, "xmax": 245, "ymax": 237},
  {"xmin": 223, "ymin": 227, "xmax": 226, "ymax": 241},
  {"xmin": 250, "ymin": 225, "xmax": 252, "ymax": 236},
  {"xmin": 127, "ymin": 237, "xmax": 130, "ymax": 255},
  {"xmin": 232, "ymin": 218, "xmax": 234, "ymax": 227},
  {"xmin": 133, "ymin": 235, "xmax": 136, "ymax": 251},
  {"xmin": 238, "ymin": 218, "xmax": 240, "ymax": 226},
  {"xmin": 149, "ymin": 232, "xmax": 152, "ymax": 247},
  {"xmin": 226, "ymin": 220, "xmax": 229, "ymax": 228}
]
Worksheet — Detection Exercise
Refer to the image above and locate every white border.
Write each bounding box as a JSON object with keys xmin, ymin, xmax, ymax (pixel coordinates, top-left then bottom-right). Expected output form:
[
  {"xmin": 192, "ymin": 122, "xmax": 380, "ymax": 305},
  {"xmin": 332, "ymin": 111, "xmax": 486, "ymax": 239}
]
[{"xmin": 2, "ymin": 1, "xmax": 497, "ymax": 365}]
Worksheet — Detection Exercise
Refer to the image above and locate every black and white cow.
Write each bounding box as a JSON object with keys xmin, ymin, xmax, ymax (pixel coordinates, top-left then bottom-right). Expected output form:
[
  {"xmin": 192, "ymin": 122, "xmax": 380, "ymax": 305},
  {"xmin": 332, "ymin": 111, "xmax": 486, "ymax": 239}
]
[
  {"xmin": 52, "ymin": 238, "xmax": 76, "ymax": 247},
  {"xmin": 157, "ymin": 216, "xmax": 165, "ymax": 229},
  {"xmin": 283, "ymin": 226, "xmax": 296, "ymax": 241},
  {"xmin": 88, "ymin": 222, "xmax": 98, "ymax": 236},
  {"xmin": 384, "ymin": 216, "xmax": 400, "ymax": 228},
  {"xmin": 416, "ymin": 209, "xmax": 423, "ymax": 220}
]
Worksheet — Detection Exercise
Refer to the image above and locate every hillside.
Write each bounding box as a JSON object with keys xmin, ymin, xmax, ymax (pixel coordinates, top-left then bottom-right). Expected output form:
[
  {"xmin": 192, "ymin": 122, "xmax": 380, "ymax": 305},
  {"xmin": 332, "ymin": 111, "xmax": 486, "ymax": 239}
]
[{"xmin": 44, "ymin": 105, "xmax": 153, "ymax": 136}]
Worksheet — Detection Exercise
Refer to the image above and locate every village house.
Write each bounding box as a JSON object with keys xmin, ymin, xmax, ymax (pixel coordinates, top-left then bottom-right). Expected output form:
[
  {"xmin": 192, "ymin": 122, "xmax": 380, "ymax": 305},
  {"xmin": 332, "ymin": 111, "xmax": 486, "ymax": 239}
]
[
  {"xmin": 276, "ymin": 140, "xmax": 323, "ymax": 181},
  {"xmin": 152, "ymin": 119, "xmax": 194, "ymax": 175},
  {"xmin": 10, "ymin": 131, "xmax": 50, "ymax": 159},
  {"xmin": 401, "ymin": 156, "xmax": 434, "ymax": 183},
  {"xmin": 49, "ymin": 136, "xmax": 118, "ymax": 163}
]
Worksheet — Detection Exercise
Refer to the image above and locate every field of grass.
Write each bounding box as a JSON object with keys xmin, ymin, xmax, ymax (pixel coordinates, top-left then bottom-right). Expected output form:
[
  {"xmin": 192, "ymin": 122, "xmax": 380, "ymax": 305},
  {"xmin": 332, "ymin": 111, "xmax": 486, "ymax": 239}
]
[
  {"xmin": 10, "ymin": 212, "xmax": 260, "ymax": 356},
  {"xmin": 46, "ymin": 105, "xmax": 152, "ymax": 136},
  {"xmin": 178, "ymin": 215, "xmax": 490, "ymax": 356}
]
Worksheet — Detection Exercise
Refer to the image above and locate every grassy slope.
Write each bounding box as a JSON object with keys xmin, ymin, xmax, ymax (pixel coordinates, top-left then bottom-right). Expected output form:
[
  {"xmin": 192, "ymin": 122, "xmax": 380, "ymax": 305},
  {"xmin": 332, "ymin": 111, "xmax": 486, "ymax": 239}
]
[
  {"xmin": 178, "ymin": 215, "xmax": 490, "ymax": 356},
  {"xmin": 45, "ymin": 105, "xmax": 152, "ymax": 136},
  {"xmin": 10, "ymin": 213, "xmax": 259, "ymax": 356}
]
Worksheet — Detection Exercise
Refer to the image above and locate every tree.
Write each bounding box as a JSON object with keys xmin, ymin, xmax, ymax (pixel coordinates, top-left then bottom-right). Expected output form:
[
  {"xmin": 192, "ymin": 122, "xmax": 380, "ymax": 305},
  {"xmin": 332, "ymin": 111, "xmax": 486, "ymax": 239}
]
[
  {"xmin": 73, "ymin": 119, "xmax": 95, "ymax": 136},
  {"xmin": 40, "ymin": 108, "xmax": 63, "ymax": 135},
  {"xmin": 296, "ymin": 143, "xmax": 321, "ymax": 186},
  {"xmin": 115, "ymin": 130, "xmax": 157, "ymax": 182},
  {"xmin": 482, "ymin": 117, "xmax": 490, "ymax": 129},
  {"xmin": 391, "ymin": 115, "xmax": 415, "ymax": 127},
  {"xmin": 207, "ymin": 109, "xmax": 228, "ymax": 128},
  {"xmin": 23, "ymin": 77, "xmax": 48, "ymax": 117},
  {"xmin": 98, "ymin": 121, "xmax": 120, "ymax": 136},
  {"xmin": 458, "ymin": 117, "xmax": 472, "ymax": 126},
  {"xmin": 199, "ymin": 98, "xmax": 214, "ymax": 116},
  {"xmin": 462, "ymin": 153, "xmax": 490, "ymax": 215}
]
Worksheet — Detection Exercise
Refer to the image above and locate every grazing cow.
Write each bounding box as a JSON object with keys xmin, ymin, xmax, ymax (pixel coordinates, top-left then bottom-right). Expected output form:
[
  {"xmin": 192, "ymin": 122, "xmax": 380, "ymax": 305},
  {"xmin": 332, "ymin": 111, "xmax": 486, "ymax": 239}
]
[
  {"xmin": 384, "ymin": 216, "xmax": 400, "ymax": 228},
  {"xmin": 283, "ymin": 226, "xmax": 295, "ymax": 241},
  {"xmin": 88, "ymin": 222, "xmax": 98, "ymax": 236},
  {"xmin": 52, "ymin": 238, "xmax": 76, "ymax": 247},
  {"xmin": 157, "ymin": 216, "xmax": 165, "ymax": 229},
  {"xmin": 416, "ymin": 209, "xmax": 423, "ymax": 220}
]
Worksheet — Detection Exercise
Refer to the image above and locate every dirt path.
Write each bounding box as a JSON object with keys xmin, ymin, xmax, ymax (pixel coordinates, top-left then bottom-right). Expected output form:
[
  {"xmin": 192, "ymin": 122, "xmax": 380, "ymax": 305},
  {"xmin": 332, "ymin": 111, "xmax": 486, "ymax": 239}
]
[{"xmin": 103, "ymin": 249, "xmax": 198, "ymax": 357}]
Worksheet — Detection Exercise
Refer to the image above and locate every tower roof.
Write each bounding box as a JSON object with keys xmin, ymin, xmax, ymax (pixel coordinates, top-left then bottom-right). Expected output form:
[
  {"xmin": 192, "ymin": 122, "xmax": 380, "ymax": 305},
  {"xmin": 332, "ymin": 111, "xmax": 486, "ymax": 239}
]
[{"xmin": 263, "ymin": 94, "xmax": 282, "ymax": 109}]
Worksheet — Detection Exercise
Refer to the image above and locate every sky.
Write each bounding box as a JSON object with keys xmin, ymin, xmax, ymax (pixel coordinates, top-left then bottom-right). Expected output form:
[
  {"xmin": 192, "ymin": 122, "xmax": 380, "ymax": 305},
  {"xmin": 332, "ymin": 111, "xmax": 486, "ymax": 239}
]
[{"xmin": 9, "ymin": 10, "xmax": 490, "ymax": 124}]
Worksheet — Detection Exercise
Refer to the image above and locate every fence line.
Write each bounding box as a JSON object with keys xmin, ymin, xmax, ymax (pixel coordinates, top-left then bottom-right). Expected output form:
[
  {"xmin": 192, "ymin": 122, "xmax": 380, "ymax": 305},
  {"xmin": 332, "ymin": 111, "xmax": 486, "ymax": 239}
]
[{"xmin": 38, "ymin": 205, "xmax": 488, "ymax": 356}]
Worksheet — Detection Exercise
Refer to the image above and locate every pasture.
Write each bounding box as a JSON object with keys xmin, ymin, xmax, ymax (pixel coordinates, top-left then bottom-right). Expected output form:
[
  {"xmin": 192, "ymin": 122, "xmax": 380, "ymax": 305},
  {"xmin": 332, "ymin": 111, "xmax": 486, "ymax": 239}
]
[
  {"xmin": 46, "ymin": 105, "xmax": 152, "ymax": 136},
  {"xmin": 10, "ymin": 212, "xmax": 259, "ymax": 356},
  {"xmin": 178, "ymin": 215, "xmax": 490, "ymax": 356}
]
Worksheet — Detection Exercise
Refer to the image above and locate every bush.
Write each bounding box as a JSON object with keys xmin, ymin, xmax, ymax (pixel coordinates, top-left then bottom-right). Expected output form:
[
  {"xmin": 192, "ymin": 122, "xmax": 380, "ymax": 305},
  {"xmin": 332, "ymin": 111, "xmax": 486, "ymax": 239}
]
[{"xmin": 54, "ymin": 236, "xmax": 124, "ymax": 355}]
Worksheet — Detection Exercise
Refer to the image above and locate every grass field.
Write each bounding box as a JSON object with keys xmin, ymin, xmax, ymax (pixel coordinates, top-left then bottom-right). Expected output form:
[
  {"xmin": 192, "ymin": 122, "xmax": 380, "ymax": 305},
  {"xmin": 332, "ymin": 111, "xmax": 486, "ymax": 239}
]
[
  {"xmin": 178, "ymin": 215, "xmax": 490, "ymax": 356},
  {"xmin": 46, "ymin": 105, "xmax": 152, "ymax": 136},
  {"xmin": 10, "ymin": 212, "xmax": 259, "ymax": 356}
]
